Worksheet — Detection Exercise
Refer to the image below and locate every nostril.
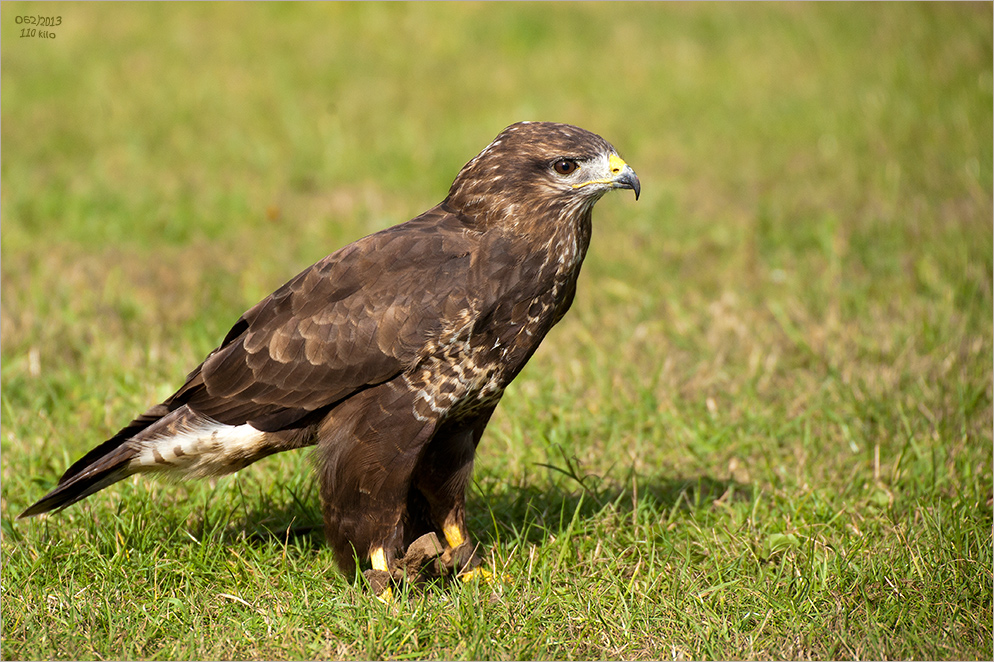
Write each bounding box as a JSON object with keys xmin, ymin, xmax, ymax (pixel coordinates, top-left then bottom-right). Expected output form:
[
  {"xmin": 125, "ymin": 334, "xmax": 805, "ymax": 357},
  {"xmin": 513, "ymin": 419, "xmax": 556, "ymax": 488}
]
[{"xmin": 607, "ymin": 154, "xmax": 628, "ymax": 177}]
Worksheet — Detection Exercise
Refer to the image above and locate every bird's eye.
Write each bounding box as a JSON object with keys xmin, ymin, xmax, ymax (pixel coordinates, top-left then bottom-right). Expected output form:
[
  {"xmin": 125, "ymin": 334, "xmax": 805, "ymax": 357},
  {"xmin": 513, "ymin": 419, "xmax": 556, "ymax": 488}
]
[{"xmin": 552, "ymin": 159, "xmax": 579, "ymax": 175}]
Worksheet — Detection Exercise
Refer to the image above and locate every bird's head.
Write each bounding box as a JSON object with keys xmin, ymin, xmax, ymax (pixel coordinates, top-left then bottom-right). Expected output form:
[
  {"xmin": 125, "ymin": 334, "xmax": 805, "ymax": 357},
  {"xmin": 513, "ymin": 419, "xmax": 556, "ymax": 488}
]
[{"xmin": 445, "ymin": 121, "xmax": 640, "ymax": 228}]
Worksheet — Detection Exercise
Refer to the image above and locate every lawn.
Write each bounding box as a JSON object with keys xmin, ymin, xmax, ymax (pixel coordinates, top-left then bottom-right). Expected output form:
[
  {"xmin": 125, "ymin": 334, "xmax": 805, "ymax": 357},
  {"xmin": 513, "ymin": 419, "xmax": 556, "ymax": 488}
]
[{"xmin": 2, "ymin": 2, "xmax": 991, "ymax": 660}]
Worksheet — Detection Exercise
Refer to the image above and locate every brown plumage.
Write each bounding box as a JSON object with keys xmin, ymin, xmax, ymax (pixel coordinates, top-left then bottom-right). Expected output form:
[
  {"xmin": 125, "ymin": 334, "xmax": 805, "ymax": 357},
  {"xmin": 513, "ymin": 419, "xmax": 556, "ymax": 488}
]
[{"xmin": 19, "ymin": 121, "xmax": 640, "ymax": 584}]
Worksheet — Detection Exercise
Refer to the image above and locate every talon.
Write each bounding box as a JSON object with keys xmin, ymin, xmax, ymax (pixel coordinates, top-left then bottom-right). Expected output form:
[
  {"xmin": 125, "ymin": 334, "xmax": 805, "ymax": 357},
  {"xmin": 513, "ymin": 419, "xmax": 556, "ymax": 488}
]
[{"xmin": 375, "ymin": 586, "xmax": 394, "ymax": 604}]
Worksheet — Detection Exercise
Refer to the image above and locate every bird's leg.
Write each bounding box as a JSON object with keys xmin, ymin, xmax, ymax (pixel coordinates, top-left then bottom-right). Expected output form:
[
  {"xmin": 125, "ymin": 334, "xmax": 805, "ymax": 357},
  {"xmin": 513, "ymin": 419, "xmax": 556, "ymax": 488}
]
[
  {"xmin": 441, "ymin": 512, "xmax": 474, "ymax": 572},
  {"xmin": 409, "ymin": 417, "xmax": 507, "ymax": 584},
  {"xmin": 443, "ymin": 527, "xmax": 489, "ymax": 583},
  {"xmin": 440, "ymin": 510, "xmax": 498, "ymax": 584},
  {"xmin": 368, "ymin": 545, "xmax": 395, "ymax": 603}
]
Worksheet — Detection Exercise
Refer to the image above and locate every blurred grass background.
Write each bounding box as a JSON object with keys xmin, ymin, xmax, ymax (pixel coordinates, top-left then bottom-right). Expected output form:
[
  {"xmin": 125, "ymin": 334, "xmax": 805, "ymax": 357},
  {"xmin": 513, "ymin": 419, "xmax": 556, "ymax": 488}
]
[{"xmin": 2, "ymin": 2, "xmax": 991, "ymax": 660}]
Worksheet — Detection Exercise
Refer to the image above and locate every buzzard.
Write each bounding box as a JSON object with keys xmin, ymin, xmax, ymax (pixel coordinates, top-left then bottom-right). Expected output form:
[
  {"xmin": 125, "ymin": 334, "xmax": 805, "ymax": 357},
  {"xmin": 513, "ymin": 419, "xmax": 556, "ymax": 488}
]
[{"xmin": 20, "ymin": 121, "xmax": 640, "ymax": 596}]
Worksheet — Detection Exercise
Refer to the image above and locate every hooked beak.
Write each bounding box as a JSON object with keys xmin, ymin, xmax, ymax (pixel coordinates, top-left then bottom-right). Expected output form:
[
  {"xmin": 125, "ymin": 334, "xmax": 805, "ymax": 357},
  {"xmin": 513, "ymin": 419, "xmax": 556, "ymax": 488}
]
[{"xmin": 608, "ymin": 153, "xmax": 641, "ymax": 201}]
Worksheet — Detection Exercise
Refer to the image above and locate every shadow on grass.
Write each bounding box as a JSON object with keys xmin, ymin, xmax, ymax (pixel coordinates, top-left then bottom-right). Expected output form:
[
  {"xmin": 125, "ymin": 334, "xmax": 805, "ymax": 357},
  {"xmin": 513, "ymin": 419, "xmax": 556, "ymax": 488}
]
[
  {"xmin": 470, "ymin": 470, "xmax": 754, "ymax": 547},
  {"xmin": 224, "ymin": 467, "xmax": 753, "ymax": 555}
]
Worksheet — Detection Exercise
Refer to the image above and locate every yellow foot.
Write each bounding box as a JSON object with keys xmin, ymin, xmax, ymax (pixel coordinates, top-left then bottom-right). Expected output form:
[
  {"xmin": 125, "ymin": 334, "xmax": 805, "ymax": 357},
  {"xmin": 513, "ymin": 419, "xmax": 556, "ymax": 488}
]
[
  {"xmin": 458, "ymin": 565, "xmax": 511, "ymax": 584},
  {"xmin": 375, "ymin": 586, "xmax": 394, "ymax": 604},
  {"xmin": 442, "ymin": 526, "xmax": 510, "ymax": 584},
  {"xmin": 457, "ymin": 566, "xmax": 492, "ymax": 583}
]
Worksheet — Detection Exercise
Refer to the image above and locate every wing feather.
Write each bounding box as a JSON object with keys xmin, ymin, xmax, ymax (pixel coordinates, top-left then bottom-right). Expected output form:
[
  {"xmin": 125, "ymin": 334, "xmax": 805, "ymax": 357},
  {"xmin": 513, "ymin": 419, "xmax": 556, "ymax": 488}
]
[{"xmin": 171, "ymin": 206, "xmax": 480, "ymax": 430}]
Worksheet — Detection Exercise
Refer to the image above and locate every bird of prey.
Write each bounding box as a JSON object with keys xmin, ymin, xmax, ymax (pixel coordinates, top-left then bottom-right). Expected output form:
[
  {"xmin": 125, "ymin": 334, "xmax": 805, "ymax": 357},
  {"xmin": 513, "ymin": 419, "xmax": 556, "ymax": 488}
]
[{"xmin": 20, "ymin": 121, "xmax": 640, "ymax": 595}]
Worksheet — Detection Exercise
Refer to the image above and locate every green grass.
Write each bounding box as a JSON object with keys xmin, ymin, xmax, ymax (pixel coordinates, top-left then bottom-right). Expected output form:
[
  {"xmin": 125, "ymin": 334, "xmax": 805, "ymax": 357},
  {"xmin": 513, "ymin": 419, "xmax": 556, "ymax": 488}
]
[{"xmin": 2, "ymin": 2, "xmax": 991, "ymax": 660}]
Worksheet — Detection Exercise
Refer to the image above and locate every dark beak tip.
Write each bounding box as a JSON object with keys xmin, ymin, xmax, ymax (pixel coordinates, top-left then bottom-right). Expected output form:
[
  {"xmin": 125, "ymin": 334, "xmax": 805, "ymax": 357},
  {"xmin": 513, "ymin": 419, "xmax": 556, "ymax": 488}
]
[{"xmin": 614, "ymin": 168, "xmax": 641, "ymax": 201}]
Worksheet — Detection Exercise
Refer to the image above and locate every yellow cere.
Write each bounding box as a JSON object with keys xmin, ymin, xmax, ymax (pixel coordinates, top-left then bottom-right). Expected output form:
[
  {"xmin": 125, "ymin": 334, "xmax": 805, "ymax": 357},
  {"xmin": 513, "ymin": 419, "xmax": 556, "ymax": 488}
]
[{"xmin": 608, "ymin": 153, "xmax": 628, "ymax": 175}]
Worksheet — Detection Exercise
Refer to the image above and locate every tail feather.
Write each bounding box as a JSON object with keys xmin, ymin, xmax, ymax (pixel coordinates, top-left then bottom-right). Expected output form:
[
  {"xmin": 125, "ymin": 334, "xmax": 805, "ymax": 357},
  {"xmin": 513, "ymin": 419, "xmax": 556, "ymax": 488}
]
[
  {"xmin": 19, "ymin": 403, "xmax": 314, "ymax": 519},
  {"xmin": 57, "ymin": 404, "xmax": 171, "ymax": 488},
  {"xmin": 17, "ymin": 405, "xmax": 172, "ymax": 519},
  {"xmin": 18, "ymin": 444, "xmax": 137, "ymax": 518}
]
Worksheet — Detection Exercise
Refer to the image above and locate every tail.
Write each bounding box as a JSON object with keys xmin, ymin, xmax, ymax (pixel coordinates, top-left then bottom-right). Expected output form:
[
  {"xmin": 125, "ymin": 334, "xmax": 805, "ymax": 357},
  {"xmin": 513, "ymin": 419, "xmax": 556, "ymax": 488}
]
[
  {"xmin": 18, "ymin": 404, "xmax": 308, "ymax": 519},
  {"xmin": 18, "ymin": 404, "xmax": 172, "ymax": 518},
  {"xmin": 18, "ymin": 444, "xmax": 138, "ymax": 518}
]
